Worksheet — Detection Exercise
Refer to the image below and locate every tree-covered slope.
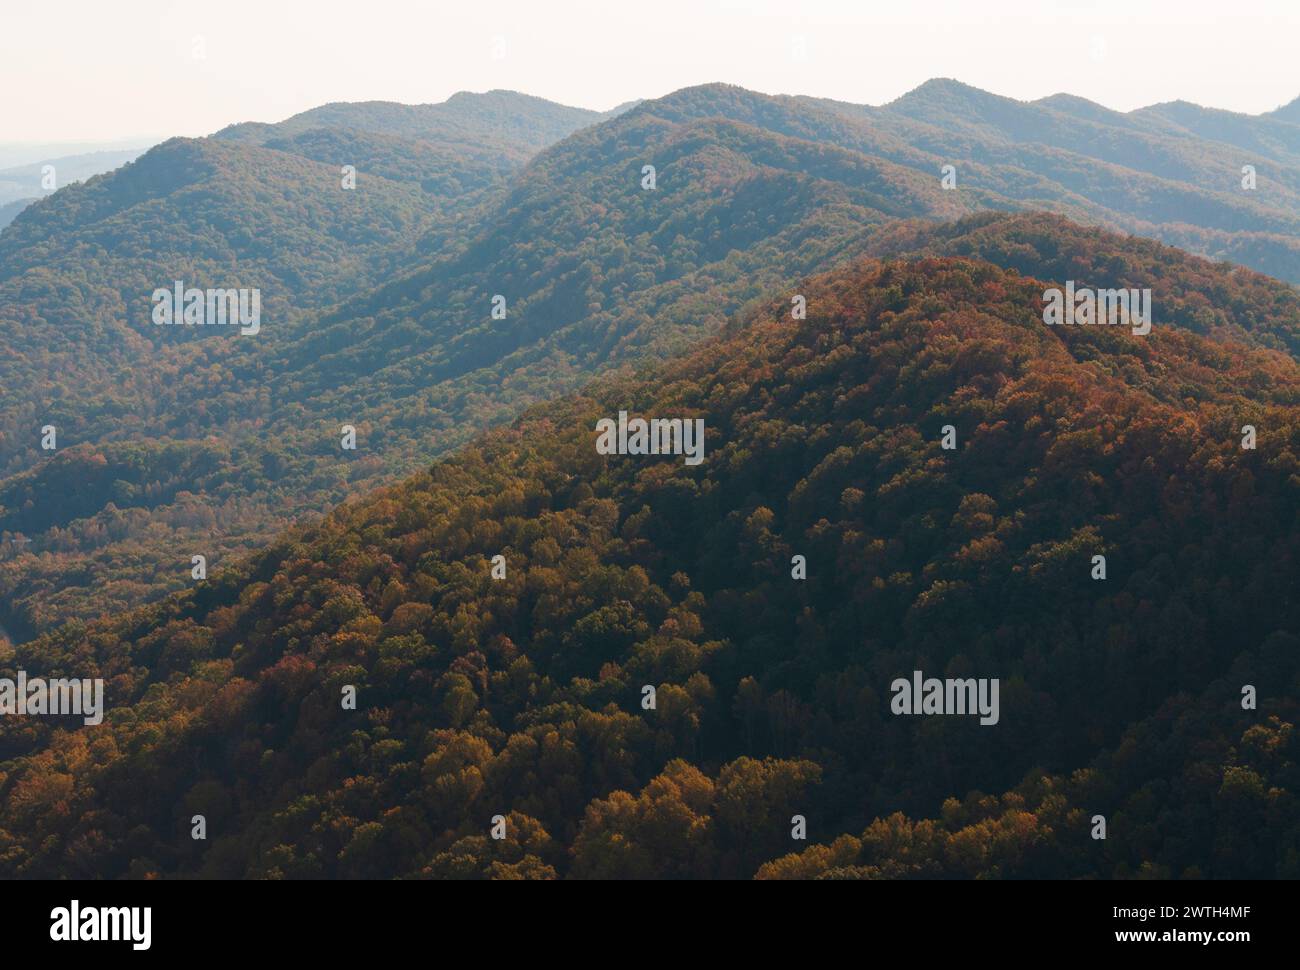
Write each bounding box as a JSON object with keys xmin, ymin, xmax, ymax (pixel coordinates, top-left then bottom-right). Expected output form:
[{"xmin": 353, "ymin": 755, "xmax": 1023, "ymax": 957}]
[
  {"xmin": 4, "ymin": 80, "xmax": 1300, "ymax": 642},
  {"xmin": 860, "ymin": 211, "xmax": 1300, "ymax": 356},
  {"xmin": 1, "ymin": 249, "xmax": 1296, "ymax": 879},
  {"xmin": 0, "ymin": 88, "xmax": 978, "ymax": 634},
  {"xmin": 0, "ymin": 138, "xmax": 434, "ymax": 335}
]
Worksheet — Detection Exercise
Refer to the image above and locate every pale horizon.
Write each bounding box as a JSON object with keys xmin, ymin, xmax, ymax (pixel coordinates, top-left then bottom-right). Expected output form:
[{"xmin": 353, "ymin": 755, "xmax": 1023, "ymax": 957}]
[{"xmin": 2, "ymin": 0, "xmax": 1298, "ymax": 144}]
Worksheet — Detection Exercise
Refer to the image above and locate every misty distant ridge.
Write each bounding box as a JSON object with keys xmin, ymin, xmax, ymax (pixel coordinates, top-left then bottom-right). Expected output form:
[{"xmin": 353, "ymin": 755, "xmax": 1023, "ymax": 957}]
[
  {"xmin": 8, "ymin": 81, "xmax": 1296, "ymax": 163},
  {"xmin": 879, "ymin": 76, "xmax": 1300, "ymax": 120},
  {"xmin": 0, "ymin": 147, "xmax": 153, "ymax": 211},
  {"xmin": 0, "ymin": 139, "xmax": 157, "ymax": 170},
  {"xmin": 7, "ymin": 80, "xmax": 1295, "ymax": 212},
  {"xmin": 9, "ymin": 77, "xmax": 1300, "ymax": 289},
  {"xmin": 0, "ymin": 199, "xmax": 33, "ymax": 232},
  {"xmin": 214, "ymin": 80, "xmax": 1300, "ymax": 133},
  {"xmin": 213, "ymin": 88, "xmax": 631, "ymax": 154}
]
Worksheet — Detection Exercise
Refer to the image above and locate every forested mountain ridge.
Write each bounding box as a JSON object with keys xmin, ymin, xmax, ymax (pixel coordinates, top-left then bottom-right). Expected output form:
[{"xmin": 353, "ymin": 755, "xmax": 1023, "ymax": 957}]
[
  {"xmin": 0, "ymin": 138, "xmax": 433, "ymax": 321},
  {"xmin": 860, "ymin": 211, "xmax": 1300, "ymax": 356},
  {"xmin": 0, "ymin": 87, "xmax": 986, "ymax": 635},
  {"xmin": 3, "ymin": 79, "xmax": 1300, "ymax": 645},
  {"xmin": 0, "ymin": 92, "xmax": 623, "ymax": 636},
  {"xmin": 209, "ymin": 90, "xmax": 622, "ymax": 208},
  {"xmin": 0, "ymin": 246, "xmax": 1296, "ymax": 878},
  {"xmin": 803, "ymin": 78, "xmax": 1300, "ymax": 281},
  {"xmin": 1, "ymin": 90, "xmax": 613, "ymax": 360}
]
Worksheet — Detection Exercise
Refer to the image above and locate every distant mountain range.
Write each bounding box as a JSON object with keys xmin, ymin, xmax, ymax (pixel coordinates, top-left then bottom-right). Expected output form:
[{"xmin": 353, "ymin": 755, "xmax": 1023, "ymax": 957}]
[{"xmin": 0, "ymin": 139, "xmax": 157, "ymax": 170}]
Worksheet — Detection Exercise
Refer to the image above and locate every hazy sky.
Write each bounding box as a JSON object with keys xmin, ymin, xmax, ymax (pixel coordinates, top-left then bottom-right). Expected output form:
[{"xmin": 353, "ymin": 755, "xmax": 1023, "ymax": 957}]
[{"xmin": 3, "ymin": 0, "xmax": 1299, "ymax": 143}]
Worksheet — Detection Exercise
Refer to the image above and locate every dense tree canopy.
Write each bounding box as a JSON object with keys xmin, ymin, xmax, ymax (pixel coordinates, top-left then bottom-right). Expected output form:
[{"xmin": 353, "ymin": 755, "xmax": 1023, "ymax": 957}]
[
  {"xmin": 6, "ymin": 79, "xmax": 1300, "ymax": 639},
  {"xmin": 2, "ymin": 251, "xmax": 1295, "ymax": 878}
]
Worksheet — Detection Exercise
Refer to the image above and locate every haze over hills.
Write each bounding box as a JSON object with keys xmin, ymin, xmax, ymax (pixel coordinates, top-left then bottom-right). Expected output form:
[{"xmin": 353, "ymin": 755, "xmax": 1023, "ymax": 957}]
[
  {"xmin": 3, "ymin": 80, "xmax": 1300, "ymax": 642},
  {"xmin": 0, "ymin": 147, "xmax": 154, "ymax": 224},
  {"xmin": 812, "ymin": 78, "xmax": 1300, "ymax": 282},
  {"xmin": 0, "ymin": 200, "xmax": 35, "ymax": 232},
  {"xmin": 214, "ymin": 89, "xmax": 622, "ymax": 156},
  {"xmin": 0, "ymin": 140, "xmax": 157, "ymax": 170},
  {"xmin": 1, "ymin": 233, "xmax": 1296, "ymax": 878}
]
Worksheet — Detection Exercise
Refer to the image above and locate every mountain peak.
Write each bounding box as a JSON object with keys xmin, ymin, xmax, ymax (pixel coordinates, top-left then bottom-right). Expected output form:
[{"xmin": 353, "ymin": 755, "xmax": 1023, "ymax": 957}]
[
  {"xmin": 888, "ymin": 77, "xmax": 990, "ymax": 105},
  {"xmin": 444, "ymin": 89, "xmax": 571, "ymax": 107},
  {"xmin": 625, "ymin": 83, "xmax": 782, "ymax": 124},
  {"xmin": 1033, "ymin": 92, "xmax": 1129, "ymax": 125},
  {"xmin": 643, "ymin": 81, "xmax": 757, "ymax": 106},
  {"xmin": 1139, "ymin": 98, "xmax": 1199, "ymax": 113}
]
